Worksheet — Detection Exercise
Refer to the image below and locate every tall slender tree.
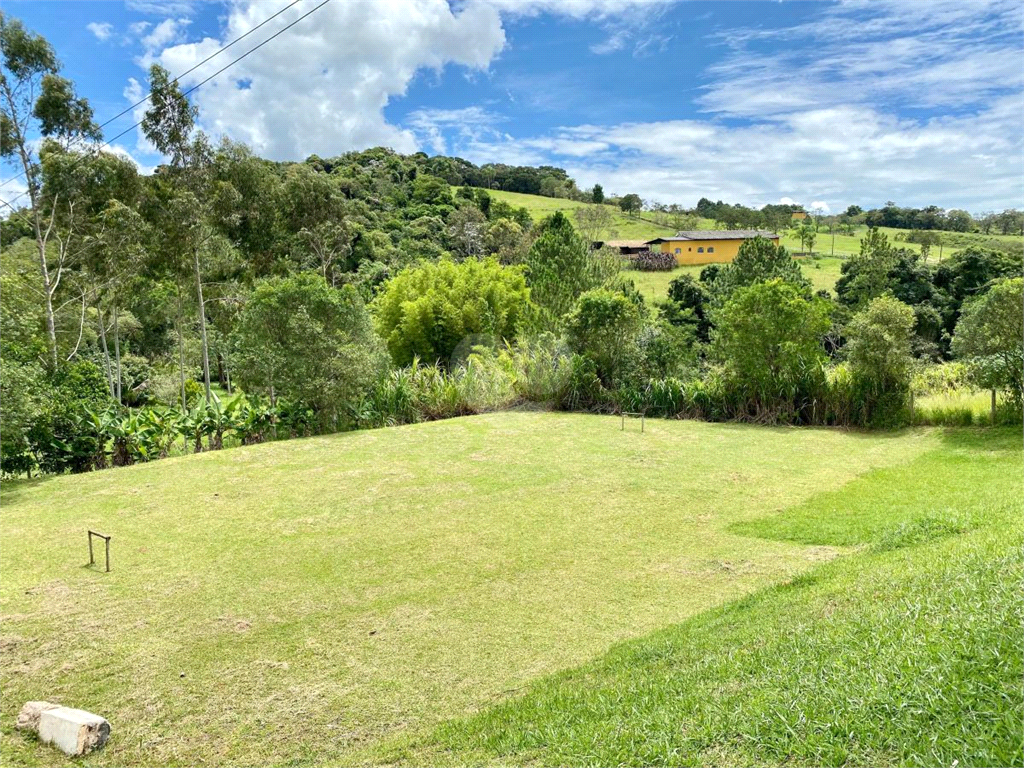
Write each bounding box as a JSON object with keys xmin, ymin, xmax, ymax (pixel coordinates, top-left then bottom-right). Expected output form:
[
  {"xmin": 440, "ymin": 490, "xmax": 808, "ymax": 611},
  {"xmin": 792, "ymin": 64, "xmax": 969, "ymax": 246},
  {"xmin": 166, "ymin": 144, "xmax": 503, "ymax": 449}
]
[
  {"xmin": 141, "ymin": 64, "xmax": 215, "ymax": 403},
  {"xmin": 0, "ymin": 13, "xmax": 100, "ymax": 367}
]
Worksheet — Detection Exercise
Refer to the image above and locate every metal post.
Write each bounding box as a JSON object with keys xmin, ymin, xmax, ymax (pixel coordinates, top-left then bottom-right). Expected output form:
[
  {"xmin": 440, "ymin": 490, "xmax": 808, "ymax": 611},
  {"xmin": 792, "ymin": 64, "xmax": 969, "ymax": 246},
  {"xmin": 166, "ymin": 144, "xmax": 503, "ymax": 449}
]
[
  {"xmin": 992, "ymin": 389, "xmax": 997, "ymax": 424},
  {"xmin": 621, "ymin": 413, "xmax": 624, "ymax": 431},
  {"xmin": 641, "ymin": 414, "xmax": 645, "ymax": 433},
  {"xmin": 88, "ymin": 531, "xmax": 111, "ymax": 572}
]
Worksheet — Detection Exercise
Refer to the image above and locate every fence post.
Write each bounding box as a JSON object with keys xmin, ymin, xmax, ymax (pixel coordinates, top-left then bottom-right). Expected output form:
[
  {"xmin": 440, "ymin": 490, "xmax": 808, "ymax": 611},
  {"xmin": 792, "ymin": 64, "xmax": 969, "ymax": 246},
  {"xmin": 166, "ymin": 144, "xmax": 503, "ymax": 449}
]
[
  {"xmin": 909, "ymin": 390, "xmax": 915, "ymax": 421},
  {"xmin": 991, "ymin": 389, "xmax": 997, "ymax": 424}
]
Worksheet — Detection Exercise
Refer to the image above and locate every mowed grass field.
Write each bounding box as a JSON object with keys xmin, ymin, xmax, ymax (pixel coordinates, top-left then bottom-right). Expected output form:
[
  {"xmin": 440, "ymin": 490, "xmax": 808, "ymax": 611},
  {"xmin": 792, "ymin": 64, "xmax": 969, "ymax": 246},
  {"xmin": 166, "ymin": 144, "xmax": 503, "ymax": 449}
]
[
  {"xmin": 626, "ymin": 255, "xmax": 846, "ymax": 303},
  {"xmin": 2, "ymin": 414, "xmax": 1020, "ymax": 766}
]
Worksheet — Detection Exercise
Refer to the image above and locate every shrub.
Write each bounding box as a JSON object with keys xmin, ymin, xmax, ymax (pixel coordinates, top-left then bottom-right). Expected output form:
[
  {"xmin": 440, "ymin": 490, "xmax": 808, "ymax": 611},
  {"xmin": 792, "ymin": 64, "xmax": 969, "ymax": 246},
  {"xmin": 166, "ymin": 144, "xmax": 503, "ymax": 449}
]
[
  {"xmin": 662, "ymin": 273, "xmax": 712, "ymax": 342},
  {"xmin": 27, "ymin": 360, "xmax": 112, "ymax": 475},
  {"xmin": 503, "ymin": 333, "xmax": 575, "ymax": 405},
  {"xmin": 912, "ymin": 362, "xmax": 972, "ymax": 396},
  {"xmin": 844, "ymin": 296, "xmax": 915, "ymax": 428},
  {"xmin": 712, "ymin": 280, "xmax": 829, "ymax": 423},
  {"xmin": 354, "ymin": 356, "xmax": 516, "ymax": 428},
  {"xmin": 560, "ymin": 354, "xmax": 607, "ymax": 412},
  {"xmin": 373, "ymin": 258, "xmax": 534, "ymax": 367},
  {"xmin": 564, "ymin": 288, "xmax": 644, "ymax": 385},
  {"xmin": 952, "ymin": 277, "xmax": 1024, "ymax": 408},
  {"xmin": 714, "ymin": 236, "xmax": 809, "ymax": 298}
]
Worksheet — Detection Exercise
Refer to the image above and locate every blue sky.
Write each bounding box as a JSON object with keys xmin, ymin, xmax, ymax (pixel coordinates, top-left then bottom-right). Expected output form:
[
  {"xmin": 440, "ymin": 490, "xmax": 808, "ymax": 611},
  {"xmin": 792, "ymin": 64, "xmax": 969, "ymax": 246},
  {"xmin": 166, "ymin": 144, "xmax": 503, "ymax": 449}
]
[{"xmin": 3, "ymin": 0, "xmax": 1022, "ymax": 213}]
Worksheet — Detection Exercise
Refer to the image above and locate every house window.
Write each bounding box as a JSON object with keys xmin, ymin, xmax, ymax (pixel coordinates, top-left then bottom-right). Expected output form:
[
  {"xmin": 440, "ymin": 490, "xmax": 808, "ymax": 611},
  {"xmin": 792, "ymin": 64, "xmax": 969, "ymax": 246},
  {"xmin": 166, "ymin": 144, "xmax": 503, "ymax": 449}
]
[
  {"xmin": 675, "ymin": 248, "xmax": 681, "ymax": 254},
  {"xmin": 708, "ymin": 247, "xmax": 715, "ymax": 253},
  {"xmin": 697, "ymin": 247, "xmax": 704, "ymax": 253}
]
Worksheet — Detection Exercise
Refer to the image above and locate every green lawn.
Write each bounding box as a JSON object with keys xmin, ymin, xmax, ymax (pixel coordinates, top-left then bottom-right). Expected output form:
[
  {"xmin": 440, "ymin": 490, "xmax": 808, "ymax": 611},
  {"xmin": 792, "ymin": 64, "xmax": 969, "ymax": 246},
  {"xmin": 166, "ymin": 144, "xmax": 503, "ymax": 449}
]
[
  {"xmin": 0, "ymin": 413, "xmax": 981, "ymax": 767},
  {"xmin": 408, "ymin": 429, "xmax": 1023, "ymax": 767}
]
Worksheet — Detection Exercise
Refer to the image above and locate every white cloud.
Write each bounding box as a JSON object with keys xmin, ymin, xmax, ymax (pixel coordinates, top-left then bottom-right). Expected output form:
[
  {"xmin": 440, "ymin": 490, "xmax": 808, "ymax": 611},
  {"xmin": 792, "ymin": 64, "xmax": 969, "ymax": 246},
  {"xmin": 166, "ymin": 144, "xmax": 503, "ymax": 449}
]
[
  {"xmin": 407, "ymin": 107, "xmax": 503, "ymax": 154},
  {"xmin": 810, "ymin": 201, "xmax": 830, "ymax": 213},
  {"xmin": 590, "ymin": 31, "xmax": 627, "ymax": 55},
  {"xmin": 144, "ymin": 0, "xmax": 508, "ymax": 159},
  {"xmin": 699, "ymin": 0, "xmax": 1024, "ymax": 117},
  {"xmin": 86, "ymin": 22, "xmax": 114, "ymax": 41},
  {"xmin": 453, "ymin": 0, "xmax": 1024, "ymax": 211},
  {"xmin": 458, "ymin": 94, "xmax": 1023, "ymax": 212},
  {"xmin": 141, "ymin": 17, "xmax": 191, "ymax": 51},
  {"xmin": 126, "ymin": 0, "xmax": 199, "ymax": 15},
  {"xmin": 122, "ymin": 0, "xmax": 1022, "ymax": 211}
]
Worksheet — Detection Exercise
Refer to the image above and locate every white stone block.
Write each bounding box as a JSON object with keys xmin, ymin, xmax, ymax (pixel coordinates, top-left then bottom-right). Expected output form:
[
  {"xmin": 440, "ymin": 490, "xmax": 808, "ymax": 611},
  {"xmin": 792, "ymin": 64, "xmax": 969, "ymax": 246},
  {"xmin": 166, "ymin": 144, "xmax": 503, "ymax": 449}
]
[
  {"xmin": 15, "ymin": 701, "xmax": 59, "ymax": 732},
  {"xmin": 37, "ymin": 706, "xmax": 110, "ymax": 756}
]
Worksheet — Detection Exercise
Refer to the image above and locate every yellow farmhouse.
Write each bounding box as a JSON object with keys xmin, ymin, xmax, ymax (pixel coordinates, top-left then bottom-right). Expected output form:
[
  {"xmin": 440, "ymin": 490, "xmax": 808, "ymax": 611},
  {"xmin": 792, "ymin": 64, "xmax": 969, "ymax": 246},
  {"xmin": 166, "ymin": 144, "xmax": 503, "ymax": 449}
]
[{"xmin": 645, "ymin": 230, "xmax": 780, "ymax": 266}]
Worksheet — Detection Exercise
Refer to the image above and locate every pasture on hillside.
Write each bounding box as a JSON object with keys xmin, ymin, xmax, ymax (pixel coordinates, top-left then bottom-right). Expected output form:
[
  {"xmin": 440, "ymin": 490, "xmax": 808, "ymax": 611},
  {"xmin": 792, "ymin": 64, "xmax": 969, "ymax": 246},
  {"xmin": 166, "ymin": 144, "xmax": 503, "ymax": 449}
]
[
  {"xmin": 483, "ymin": 189, "xmax": 1020, "ymax": 257},
  {"xmin": 2, "ymin": 413, "xmax": 1020, "ymax": 766},
  {"xmin": 479, "ymin": 188, "xmax": 686, "ymax": 240},
  {"xmin": 627, "ymin": 255, "xmax": 845, "ymax": 303}
]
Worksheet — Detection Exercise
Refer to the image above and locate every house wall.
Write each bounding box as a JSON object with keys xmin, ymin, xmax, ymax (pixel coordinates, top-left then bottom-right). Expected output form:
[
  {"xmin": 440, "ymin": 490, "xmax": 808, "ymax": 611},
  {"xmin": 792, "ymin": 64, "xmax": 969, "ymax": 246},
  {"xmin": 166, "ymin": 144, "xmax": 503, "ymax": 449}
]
[
  {"xmin": 791, "ymin": 211, "xmax": 808, "ymax": 220},
  {"xmin": 657, "ymin": 238, "xmax": 778, "ymax": 265}
]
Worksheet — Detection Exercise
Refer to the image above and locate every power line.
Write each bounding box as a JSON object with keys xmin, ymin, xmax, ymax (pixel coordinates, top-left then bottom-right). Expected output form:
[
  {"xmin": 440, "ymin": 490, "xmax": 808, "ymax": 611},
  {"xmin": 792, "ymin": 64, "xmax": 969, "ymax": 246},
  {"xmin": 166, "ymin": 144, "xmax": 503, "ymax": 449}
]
[
  {"xmin": 1, "ymin": 0, "xmax": 304, "ymax": 193},
  {"xmin": 0, "ymin": 0, "xmax": 331, "ymax": 208}
]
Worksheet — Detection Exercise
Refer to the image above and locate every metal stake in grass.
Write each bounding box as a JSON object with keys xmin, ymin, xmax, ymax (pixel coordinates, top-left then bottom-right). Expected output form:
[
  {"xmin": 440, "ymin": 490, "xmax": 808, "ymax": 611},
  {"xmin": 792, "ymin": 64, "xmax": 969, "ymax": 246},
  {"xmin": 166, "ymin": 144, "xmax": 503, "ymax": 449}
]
[
  {"xmin": 88, "ymin": 531, "xmax": 111, "ymax": 572},
  {"xmin": 621, "ymin": 412, "xmax": 645, "ymax": 433}
]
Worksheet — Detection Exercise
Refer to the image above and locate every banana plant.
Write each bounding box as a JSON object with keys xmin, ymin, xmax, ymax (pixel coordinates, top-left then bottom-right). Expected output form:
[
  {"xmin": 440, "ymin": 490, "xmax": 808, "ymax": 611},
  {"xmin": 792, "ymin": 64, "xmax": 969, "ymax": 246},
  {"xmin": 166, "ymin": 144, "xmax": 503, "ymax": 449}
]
[
  {"xmin": 277, "ymin": 400, "xmax": 315, "ymax": 438},
  {"xmin": 235, "ymin": 398, "xmax": 277, "ymax": 445},
  {"xmin": 80, "ymin": 409, "xmax": 110, "ymax": 471},
  {"xmin": 203, "ymin": 396, "xmax": 240, "ymax": 450},
  {"xmin": 178, "ymin": 402, "xmax": 213, "ymax": 454},
  {"xmin": 140, "ymin": 408, "xmax": 180, "ymax": 459}
]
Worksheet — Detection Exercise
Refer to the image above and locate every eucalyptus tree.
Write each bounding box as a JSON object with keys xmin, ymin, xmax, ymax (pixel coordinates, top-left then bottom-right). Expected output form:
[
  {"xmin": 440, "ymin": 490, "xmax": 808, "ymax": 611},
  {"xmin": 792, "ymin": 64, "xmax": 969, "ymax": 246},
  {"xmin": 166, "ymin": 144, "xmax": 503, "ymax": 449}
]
[
  {"xmin": 141, "ymin": 64, "xmax": 219, "ymax": 403},
  {"xmin": 87, "ymin": 200, "xmax": 150, "ymax": 400},
  {"xmin": 0, "ymin": 13, "xmax": 101, "ymax": 366}
]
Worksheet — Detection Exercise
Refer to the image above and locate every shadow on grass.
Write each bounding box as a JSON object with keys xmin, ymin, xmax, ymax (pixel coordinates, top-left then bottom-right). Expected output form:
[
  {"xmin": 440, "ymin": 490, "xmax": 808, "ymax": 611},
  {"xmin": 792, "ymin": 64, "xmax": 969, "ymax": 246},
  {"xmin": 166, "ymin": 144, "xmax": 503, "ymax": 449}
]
[
  {"xmin": 728, "ymin": 428, "xmax": 1021, "ymax": 549},
  {"xmin": 0, "ymin": 475, "xmax": 54, "ymax": 502},
  {"xmin": 937, "ymin": 425, "xmax": 1023, "ymax": 454}
]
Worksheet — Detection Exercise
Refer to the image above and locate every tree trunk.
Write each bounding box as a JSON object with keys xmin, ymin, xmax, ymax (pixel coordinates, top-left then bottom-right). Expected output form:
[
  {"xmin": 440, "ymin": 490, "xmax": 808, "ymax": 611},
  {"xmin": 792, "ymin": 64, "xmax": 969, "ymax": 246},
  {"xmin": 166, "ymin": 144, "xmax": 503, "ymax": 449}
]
[
  {"xmin": 193, "ymin": 249, "xmax": 212, "ymax": 404},
  {"xmin": 38, "ymin": 240, "xmax": 58, "ymax": 368},
  {"xmin": 176, "ymin": 288, "xmax": 187, "ymax": 410},
  {"xmin": 97, "ymin": 305, "xmax": 115, "ymax": 398},
  {"xmin": 112, "ymin": 302, "xmax": 122, "ymax": 403}
]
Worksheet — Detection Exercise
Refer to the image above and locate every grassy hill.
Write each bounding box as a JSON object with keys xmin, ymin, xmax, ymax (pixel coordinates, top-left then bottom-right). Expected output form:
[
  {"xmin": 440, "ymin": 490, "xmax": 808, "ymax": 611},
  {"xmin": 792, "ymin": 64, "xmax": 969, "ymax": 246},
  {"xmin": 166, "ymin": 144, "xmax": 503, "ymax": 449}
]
[
  {"xmin": 477, "ymin": 189, "xmax": 1020, "ymax": 300},
  {"xmin": 2, "ymin": 414, "xmax": 1020, "ymax": 766},
  {"xmin": 476, "ymin": 188, "xmax": 685, "ymax": 240}
]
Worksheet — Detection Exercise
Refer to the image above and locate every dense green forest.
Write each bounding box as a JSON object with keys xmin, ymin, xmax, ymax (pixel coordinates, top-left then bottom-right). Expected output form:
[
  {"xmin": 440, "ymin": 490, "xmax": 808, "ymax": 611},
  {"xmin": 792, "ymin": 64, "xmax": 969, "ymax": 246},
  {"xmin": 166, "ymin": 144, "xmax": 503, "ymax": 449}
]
[{"xmin": 1, "ymin": 14, "xmax": 1021, "ymax": 478}]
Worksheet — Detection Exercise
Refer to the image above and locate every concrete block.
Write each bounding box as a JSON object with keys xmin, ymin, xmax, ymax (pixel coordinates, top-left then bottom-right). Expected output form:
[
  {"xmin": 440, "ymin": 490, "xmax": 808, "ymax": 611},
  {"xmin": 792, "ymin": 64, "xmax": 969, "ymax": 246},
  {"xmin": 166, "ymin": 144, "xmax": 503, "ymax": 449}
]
[
  {"xmin": 38, "ymin": 706, "xmax": 110, "ymax": 756},
  {"xmin": 15, "ymin": 701, "xmax": 59, "ymax": 732}
]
